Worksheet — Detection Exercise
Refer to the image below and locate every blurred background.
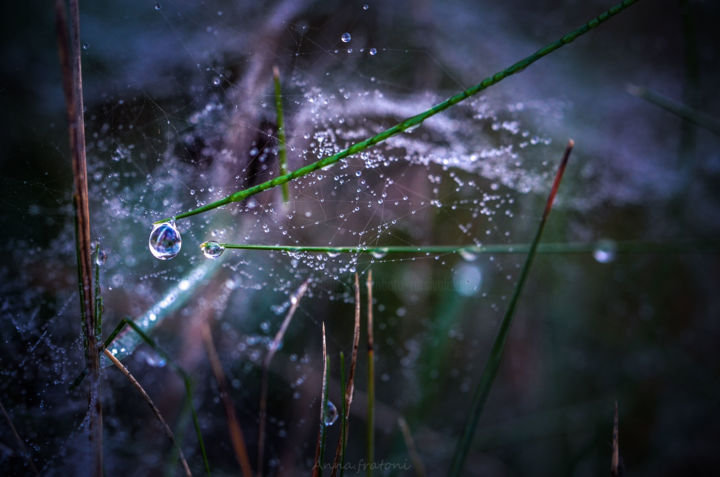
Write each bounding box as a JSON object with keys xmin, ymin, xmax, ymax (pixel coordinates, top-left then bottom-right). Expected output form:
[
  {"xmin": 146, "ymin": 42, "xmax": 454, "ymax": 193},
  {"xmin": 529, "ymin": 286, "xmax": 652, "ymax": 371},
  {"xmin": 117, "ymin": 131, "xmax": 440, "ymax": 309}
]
[{"xmin": 1, "ymin": 0, "xmax": 720, "ymax": 475}]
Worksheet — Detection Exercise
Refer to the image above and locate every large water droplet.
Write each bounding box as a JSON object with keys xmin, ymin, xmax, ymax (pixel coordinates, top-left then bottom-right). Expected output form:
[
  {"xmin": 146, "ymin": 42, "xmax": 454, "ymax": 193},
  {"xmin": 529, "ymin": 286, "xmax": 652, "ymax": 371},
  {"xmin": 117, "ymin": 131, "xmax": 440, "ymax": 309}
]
[
  {"xmin": 149, "ymin": 222, "xmax": 182, "ymax": 260},
  {"xmin": 201, "ymin": 241, "xmax": 225, "ymax": 259},
  {"xmin": 593, "ymin": 239, "xmax": 617, "ymax": 264},
  {"xmin": 340, "ymin": 32, "xmax": 352, "ymax": 43},
  {"xmin": 324, "ymin": 400, "xmax": 338, "ymax": 426}
]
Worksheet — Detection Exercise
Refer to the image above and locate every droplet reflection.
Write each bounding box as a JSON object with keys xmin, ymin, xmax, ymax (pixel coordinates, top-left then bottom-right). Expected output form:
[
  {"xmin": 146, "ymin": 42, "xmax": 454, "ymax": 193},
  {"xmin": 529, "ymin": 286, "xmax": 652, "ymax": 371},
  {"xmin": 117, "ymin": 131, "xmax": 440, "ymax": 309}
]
[
  {"xmin": 148, "ymin": 222, "xmax": 182, "ymax": 260},
  {"xmin": 201, "ymin": 241, "xmax": 225, "ymax": 259},
  {"xmin": 593, "ymin": 239, "xmax": 617, "ymax": 264},
  {"xmin": 324, "ymin": 400, "xmax": 338, "ymax": 426}
]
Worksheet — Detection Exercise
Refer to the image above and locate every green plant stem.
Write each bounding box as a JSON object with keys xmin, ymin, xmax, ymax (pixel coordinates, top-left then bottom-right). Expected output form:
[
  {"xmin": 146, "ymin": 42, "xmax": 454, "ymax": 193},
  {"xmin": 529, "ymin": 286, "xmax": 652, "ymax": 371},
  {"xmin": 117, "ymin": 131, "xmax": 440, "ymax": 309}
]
[
  {"xmin": 155, "ymin": 0, "xmax": 639, "ymax": 224},
  {"xmin": 448, "ymin": 140, "xmax": 574, "ymax": 476},
  {"xmin": 214, "ymin": 240, "xmax": 719, "ymax": 255},
  {"xmin": 273, "ymin": 66, "xmax": 290, "ymax": 202}
]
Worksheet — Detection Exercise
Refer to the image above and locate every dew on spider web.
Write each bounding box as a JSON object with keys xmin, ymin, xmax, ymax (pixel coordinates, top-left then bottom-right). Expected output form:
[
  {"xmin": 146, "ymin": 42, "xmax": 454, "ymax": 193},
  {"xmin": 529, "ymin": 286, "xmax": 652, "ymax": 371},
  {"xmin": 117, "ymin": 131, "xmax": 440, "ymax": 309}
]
[{"xmin": 6, "ymin": 0, "xmax": 707, "ymax": 474}]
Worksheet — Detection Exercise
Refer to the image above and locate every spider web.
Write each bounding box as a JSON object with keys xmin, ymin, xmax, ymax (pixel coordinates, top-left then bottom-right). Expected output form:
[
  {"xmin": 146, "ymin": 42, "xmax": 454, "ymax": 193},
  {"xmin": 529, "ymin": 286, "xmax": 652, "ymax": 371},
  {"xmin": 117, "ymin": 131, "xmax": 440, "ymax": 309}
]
[{"xmin": 4, "ymin": 0, "xmax": 713, "ymax": 475}]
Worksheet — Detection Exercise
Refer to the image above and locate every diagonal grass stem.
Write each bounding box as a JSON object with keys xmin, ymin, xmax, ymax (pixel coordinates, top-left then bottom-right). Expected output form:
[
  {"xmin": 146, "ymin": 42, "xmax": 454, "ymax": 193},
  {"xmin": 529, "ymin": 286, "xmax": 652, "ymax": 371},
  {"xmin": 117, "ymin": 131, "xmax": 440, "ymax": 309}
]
[
  {"xmin": 448, "ymin": 140, "xmax": 574, "ymax": 476},
  {"xmin": 156, "ymin": 0, "xmax": 639, "ymax": 224}
]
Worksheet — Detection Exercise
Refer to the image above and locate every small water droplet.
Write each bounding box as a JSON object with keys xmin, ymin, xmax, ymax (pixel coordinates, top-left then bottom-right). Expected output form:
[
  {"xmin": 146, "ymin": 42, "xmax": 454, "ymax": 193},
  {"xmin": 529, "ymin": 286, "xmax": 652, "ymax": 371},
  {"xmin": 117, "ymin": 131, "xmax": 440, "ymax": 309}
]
[
  {"xmin": 369, "ymin": 48, "xmax": 377, "ymax": 56},
  {"xmin": 201, "ymin": 241, "xmax": 225, "ymax": 259},
  {"xmin": 362, "ymin": 4, "xmax": 369, "ymax": 11},
  {"xmin": 149, "ymin": 222, "xmax": 182, "ymax": 260},
  {"xmin": 96, "ymin": 249, "xmax": 108, "ymax": 266},
  {"xmin": 340, "ymin": 32, "xmax": 351, "ymax": 43},
  {"xmin": 371, "ymin": 248, "xmax": 388, "ymax": 259},
  {"xmin": 459, "ymin": 249, "xmax": 478, "ymax": 262},
  {"xmin": 593, "ymin": 239, "xmax": 617, "ymax": 264},
  {"xmin": 324, "ymin": 400, "xmax": 338, "ymax": 426},
  {"xmin": 154, "ymin": 3, "xmax": 161, "ymax": 11},
  {"xmin": 326, "ymin": 251, "xmax": 340, "ymax": 258}
]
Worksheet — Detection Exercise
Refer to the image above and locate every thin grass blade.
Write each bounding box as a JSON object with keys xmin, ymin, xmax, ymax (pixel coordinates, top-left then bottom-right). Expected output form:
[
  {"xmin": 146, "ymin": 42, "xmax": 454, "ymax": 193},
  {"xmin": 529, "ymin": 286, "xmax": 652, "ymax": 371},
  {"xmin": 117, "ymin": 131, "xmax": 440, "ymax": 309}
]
[
  {"xmin": 448, "ymin": 140, "xmax": 575, "ymax": 476},
  {"xmin": 54, "ymin": 0, "xmax": 102, "ymax": 472},
  {"xmin": 312, "ymin": 323, "xmax": 329, "ymax": 477},
  {"xmin": 202, "ymin": 323, "xmax": 253, "ymax": 477},
  {"xmin": 273, "ymin": 66, "xmax": 290, "ymax": 202},
  {"xmin": 157, "ymin": 0, "xmax": 639, "ymax": 224},
  {"xmin": 331, "ymin": 273, "xmax": 361, "ymax": 477},
  {"xmin": 258, "ymin": 280, "xmax": 309, "ymax": 475},
  {"xmin": 104, "ymin": 349, "xmax": 192, "ymax": 477},
  {"xmin": 398, "ymin": 416, "xmax": 426, "ymax": 477},
  {"xmin": 365, "ymin": 271, "xmax": 375, "ymax": 477},
  {"xmin": 101, "ymin": 318, "xmax": 211, "ymax": 475}
]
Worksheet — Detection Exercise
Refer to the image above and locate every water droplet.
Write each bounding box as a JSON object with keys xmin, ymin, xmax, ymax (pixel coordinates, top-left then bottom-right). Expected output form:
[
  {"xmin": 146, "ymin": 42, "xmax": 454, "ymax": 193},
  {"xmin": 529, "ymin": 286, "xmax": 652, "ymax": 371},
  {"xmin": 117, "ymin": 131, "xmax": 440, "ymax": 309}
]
[
  {"xmin": 96, "ymin": 248, "xmax": 108, "ymax": 266},
  {"xmin": 459, "ymin": 249, "xmax": 478, "ymax": 262},
  {"xmin": 371, "ymin": 248, "xmax": 388, "ymax": 259},
  {"xmin": 148, "ymin": 222, "xmax": 182, "ymax": 260},
  {"xmin": 324, "ymin": 400, "xmax": 338, "ymax": 426},
  {"xmin": 154, "ymin": 3, "xmax": 161, "ymax": 10},
  {"xmin": 340, "ymin": 32, "xmax": 351, "ymax": 43},
  {"xmin": 362, "ymin": 4, "xmax": 369, "ymax": 11},
  {"xmin": 201, "ymin": 241, "xmax": 225, "ymax": 259},
  {"xmin": 369, "ymin": 48, "xmax": 377, "ymax": 56},
  {"xmin": 593, "ymin": 239, "xmax": 617, "ymax": 264},
  {"xmin": 326, "ymin": 251, "xmax": 340, "ymax": 258}
]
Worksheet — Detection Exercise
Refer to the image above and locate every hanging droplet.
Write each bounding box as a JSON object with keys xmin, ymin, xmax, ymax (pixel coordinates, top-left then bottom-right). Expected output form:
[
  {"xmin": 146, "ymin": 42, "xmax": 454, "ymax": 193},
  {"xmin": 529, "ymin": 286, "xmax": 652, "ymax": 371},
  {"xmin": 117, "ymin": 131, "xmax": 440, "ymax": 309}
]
[
  {"xmin": 148, "ymin": 222, "xmax": 182, "ymax": 260},
  {"xmin": 326, "ymin": 251, "xmax": 340, "ymax": 258},
  {"xmin": 154, "ymin": 3, "xmax": 161, "ymax": 10},
  {"xmin": 200, "ymin": 241, "xmax": 225, "ymax": 259},
  {"xmin": 593, "ymin": 239, "xmax": 617, "ymax": 264},
  {"xmin": 369, "ymin": 48, "xmax": 377, "ymax": 56},
  {"xmin": 362, "ymin": 4, "xmax": 369, "ymax": 11},
  {"xmin": 340, "ymin": 32, "xmax": 352, "ymax": 43},
  {"xmin": 323, "ymin": 400, "xmax": 338, "ymax": 426},
  {"xmin": 95, "ymin": 248, "xmax": 108, "ymax": 266},
  {"xmin": 459, "ymin": 248, "xmax": 478, "ymax": 262}
]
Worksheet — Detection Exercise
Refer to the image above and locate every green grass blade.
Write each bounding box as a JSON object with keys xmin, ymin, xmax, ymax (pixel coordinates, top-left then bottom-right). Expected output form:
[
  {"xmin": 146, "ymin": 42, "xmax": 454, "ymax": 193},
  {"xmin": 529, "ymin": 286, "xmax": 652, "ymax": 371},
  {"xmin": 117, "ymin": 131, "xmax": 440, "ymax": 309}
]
[
  {"xmin": 213, "ymin": 240, "xmax": 720, "ymax": 256},
  {"xmin": 273, "ymin": 66, "xmax": 290, "ymax": 202},
  {"xmin": 448, "ymin": 140, "xmax": 575, "ymax": 476},
  {"xmin": 156, "ymin": 0, "xmax": 639, "ymax": 224}
]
